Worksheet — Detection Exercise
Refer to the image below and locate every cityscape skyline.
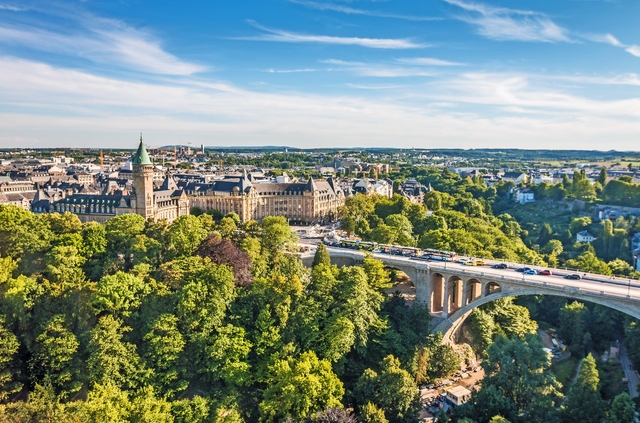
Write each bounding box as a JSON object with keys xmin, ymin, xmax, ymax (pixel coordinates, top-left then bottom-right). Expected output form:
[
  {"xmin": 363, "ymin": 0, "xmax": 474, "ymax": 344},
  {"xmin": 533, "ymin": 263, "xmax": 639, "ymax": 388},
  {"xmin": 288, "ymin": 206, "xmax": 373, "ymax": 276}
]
[{"xmin": 1, "ymin": 0, "xmax": 640, "ymax": 150}]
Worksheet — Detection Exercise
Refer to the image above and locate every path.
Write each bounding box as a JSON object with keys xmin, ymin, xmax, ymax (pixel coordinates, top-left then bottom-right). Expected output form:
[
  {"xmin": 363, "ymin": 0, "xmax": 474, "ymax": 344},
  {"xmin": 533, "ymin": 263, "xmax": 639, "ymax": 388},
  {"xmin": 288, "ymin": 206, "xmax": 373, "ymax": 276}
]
[{"xmin": 618, "ymin": 342, "xmax": 639, "ymax": 398}]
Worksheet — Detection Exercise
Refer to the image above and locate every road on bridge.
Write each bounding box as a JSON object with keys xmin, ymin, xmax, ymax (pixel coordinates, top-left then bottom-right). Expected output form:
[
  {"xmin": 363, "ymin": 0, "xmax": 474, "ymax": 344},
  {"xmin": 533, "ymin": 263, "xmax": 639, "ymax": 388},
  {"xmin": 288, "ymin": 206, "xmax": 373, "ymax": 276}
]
[{"xmin": 299, "ymin": 242, "xmax": 640, "ymax": 301}]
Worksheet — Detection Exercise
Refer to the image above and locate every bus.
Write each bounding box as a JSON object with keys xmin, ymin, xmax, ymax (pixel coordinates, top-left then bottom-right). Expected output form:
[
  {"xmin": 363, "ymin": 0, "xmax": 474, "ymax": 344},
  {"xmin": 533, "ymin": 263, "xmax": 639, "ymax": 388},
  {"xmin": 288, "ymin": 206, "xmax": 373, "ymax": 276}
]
[
  {"xmin": 358, "ymin": 241, "xmax": 376, "ymax": 252},
  {"xmin": 378, "ymin": 244, "xmax": 422, "ymax": 257},
  {"xmin": 421, "ymin": 248, "xmax": 456, "ymax": 262},
  {"xmin": 339, "ymin": 239, "xmax": 358, "ymax": 249}
]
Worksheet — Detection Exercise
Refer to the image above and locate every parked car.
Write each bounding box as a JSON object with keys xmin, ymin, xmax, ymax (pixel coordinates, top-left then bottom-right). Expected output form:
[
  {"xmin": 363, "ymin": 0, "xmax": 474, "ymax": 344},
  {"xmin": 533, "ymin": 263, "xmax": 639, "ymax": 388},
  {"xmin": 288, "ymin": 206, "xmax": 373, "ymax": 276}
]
[
  {"xmin": 492, "ymin": 263, "xmax": 508, "ymax": 269},
  {"xmin": 564, "ymin": 274, "xmax": 582, "ymax": 280},
  {"xmin": 539, "ymin": 270, "xmax": 552, "ymax": 275}
]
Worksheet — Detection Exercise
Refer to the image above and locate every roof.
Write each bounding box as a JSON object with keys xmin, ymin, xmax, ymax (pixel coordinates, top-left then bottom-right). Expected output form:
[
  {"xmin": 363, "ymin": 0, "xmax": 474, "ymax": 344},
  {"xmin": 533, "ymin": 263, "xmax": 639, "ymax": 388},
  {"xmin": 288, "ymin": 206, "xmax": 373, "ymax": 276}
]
[{"xmin": 132, "ymin": 136, "xmax": 152, "ymax": 166}]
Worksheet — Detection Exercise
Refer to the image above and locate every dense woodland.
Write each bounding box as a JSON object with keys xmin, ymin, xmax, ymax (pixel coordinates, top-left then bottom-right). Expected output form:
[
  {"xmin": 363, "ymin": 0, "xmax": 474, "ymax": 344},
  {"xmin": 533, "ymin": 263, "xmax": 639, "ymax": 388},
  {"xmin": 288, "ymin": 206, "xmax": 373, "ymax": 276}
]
[{"xmin": 0, "ymin": 205, "xmax": 460, "ymax": 422}]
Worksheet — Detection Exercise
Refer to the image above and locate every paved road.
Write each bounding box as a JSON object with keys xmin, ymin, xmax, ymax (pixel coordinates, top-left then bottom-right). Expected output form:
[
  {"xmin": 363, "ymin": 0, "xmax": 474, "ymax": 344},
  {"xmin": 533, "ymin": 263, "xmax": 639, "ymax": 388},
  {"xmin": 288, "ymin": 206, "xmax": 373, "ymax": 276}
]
[
  {"xmin": 618, "ymin": 342, "xmax": 639, "ymax": 398},
  {"xmin": 309, "ymin": 244, "xmax": 640, "ymax": 302}
]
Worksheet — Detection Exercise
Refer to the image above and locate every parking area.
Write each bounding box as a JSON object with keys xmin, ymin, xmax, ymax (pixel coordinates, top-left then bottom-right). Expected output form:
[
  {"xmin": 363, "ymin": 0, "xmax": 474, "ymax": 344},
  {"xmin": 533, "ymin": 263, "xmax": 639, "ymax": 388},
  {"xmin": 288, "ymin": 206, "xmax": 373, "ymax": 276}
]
[{"xmin": 419, "ymin": 366, "xmax": 485, "ymax": 421}]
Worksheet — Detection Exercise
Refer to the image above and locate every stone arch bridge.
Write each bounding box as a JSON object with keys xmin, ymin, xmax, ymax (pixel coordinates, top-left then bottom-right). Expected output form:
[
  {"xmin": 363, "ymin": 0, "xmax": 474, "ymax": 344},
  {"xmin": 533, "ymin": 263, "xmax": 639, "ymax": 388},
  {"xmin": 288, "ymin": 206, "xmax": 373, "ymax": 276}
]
[{"xmin": 301, "ymin": 247, "xmax": 640, "ymax": 343}]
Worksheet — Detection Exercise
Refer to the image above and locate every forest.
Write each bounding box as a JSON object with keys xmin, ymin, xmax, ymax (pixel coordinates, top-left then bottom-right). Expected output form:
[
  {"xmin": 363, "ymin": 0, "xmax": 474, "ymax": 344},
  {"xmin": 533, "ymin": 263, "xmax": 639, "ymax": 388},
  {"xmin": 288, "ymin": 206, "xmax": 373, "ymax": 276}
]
[{"xmin": 0, "ymin": 205, "xmax": 459, "ymax": 423}]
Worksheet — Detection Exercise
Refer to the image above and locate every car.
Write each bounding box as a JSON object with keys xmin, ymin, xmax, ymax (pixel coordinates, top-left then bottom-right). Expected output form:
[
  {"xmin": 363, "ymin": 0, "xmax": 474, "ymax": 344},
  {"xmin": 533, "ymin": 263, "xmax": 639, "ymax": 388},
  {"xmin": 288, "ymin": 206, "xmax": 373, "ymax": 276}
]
[
  {"xmin": 524, "ymin": 269, "xmax": 537, "ymax": 275},
  {"xmin": 492, "ymin": 263, "xmax": 508, "ymax": 269},
  {"xmin": 474, "ymin": 260, "xmax": 486, "ymax": 266},
  {"xmin": 539, "ymin": 270, "xmax": 552, "ymax": 276},
  {"xmin": 457, "ymin": 258, "xmax": 470, "ymax": 264},
  {"xmin": 515, "ymin": 267, "xmax": 526, "ymax": 272},
  {"xmin": 564, "ymin": 274, "xmax": 582, "ymax": 280},
  {"xmin": 464, "ymin": 261, "xmax": 477, "ymax": 266}
]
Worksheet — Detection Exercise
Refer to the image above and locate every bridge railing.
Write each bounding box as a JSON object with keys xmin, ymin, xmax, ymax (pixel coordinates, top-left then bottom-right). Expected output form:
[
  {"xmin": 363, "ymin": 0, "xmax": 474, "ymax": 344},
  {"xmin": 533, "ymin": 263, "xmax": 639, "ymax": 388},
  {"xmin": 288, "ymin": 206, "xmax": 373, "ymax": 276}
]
[{"xmin": 323, "ymin": 247, "xmax": 640, "ymax": 302}]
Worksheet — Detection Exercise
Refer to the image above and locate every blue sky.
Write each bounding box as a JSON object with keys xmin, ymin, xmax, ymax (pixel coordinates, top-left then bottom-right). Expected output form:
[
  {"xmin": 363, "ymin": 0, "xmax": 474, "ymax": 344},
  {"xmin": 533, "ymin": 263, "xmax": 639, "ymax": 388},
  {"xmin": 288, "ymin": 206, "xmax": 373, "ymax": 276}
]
[{"xmin": 1, "ymin": 0, "xmax": 639, "ymax": 150}]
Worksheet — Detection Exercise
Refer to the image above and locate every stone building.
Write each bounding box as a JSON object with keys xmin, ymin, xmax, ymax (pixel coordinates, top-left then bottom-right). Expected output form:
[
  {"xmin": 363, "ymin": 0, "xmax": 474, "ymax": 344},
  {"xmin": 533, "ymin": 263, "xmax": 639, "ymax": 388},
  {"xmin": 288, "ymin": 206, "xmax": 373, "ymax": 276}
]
[
  {"xmin": 32, "ymin": 138, "xmax": 189, "ymax": 223},
  {"xmin": 187, "ymin": 171, "xmax": 345, "ymax": 224}
]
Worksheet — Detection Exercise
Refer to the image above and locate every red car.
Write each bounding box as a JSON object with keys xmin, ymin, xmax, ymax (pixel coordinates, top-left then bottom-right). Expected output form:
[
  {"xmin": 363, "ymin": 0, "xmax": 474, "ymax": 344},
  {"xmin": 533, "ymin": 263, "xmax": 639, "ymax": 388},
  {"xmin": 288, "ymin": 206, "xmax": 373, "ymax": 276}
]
[{"xmin": 539, "ymin": 270, "xmax": 552, "ymax": 276}]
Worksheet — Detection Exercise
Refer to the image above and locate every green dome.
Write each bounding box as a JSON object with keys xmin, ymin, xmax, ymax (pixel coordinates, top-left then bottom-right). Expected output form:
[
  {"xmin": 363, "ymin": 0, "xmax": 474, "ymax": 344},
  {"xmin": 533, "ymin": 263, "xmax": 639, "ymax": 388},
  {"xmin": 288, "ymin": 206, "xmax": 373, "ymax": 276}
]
[{"xmin": 132, "ymin": 135, "xmax": 152, "ymax": 165}]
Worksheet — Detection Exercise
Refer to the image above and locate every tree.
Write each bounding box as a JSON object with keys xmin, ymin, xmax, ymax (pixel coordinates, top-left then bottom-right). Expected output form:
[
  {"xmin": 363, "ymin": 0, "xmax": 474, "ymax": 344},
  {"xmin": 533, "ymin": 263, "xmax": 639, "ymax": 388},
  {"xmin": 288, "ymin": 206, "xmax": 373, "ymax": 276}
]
[
  {"xmin": 605, "ymin": 392, "xmax": 635, "ymax": 423},
  {"xmin": 87, "ymin": 315, "xmax": 146, "ymax": 390},
  {"xmin": 481, "ymin": 335, "xmax": 562, "ymax": 418},
  {"xmin": 28, "ymin": 315, "xmax": 81, "ymax": 398},
  {"xmin": 197, "ymin": 233, "xmax": 253, "ymax": 286},
  {"xmin": 537, "ymin": 224, "xmax": 553, "ymax": 247},
  {"xmin": 142, "ymin": 314, "xmax": 187, "ymax": 396},
  {"xmin": 561, "ymin": 354, "xmax": 606, "ymax": 423},
  {"xmin": 358, "ymin": 403, "xmax": 388, "ymax": 423},
  {"xmin": 129, "ymin": 385, "xmax": 174, "ymax": 423},
  {"xmin": 90, "ymin": 271, "xmax": 150, "ymax": 317},
  {"xmin": 0, "ymin": 205, "xmax": 53, "ymax": 259},
  {"xmin": 167, "ymin": 215, "xmax": 208, "ymax": 259},
  {"xmin": 259, "ymin": 350, "xmax": 344, "ymax": 423},
  {"xmin": 558, "ymin": 302, "xmax": 589, "ymax": 355},
  {"xmin": 361, "ymin": 254, "xmax": 392, "ymax": 290},
  {"xmin": 597, "ymin": 168, "xmax": 607, "ymax": 186},
  {"xmin": 0, "ymin": 315, "xmax": 21, "ymax": 401},
  {"xmin": 313, "ymin": 243, "xmax": 332, "ymax": 268},
  {"xmin": 104, "ymin": 213, "xmax": 146, "ymax": 256},
  {"xmin": 353, "ymin": 355, "xmax": 420, "ymax": 423}
]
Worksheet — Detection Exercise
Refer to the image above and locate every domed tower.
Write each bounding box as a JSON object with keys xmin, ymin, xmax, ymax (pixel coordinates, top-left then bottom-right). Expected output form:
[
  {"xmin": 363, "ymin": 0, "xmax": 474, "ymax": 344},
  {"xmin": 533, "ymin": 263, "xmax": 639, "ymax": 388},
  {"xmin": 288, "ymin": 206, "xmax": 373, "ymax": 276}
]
[{"xmin": 130, "ymin": 134, "xmax": 155, "ymax": 219}]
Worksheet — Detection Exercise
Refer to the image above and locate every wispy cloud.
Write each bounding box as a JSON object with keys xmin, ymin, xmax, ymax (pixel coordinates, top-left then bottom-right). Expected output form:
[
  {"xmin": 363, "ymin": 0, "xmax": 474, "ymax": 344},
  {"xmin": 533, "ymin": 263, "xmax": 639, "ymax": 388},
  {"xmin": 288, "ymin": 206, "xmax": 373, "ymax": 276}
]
[
  {"xmin": 583, "ymin": 32, "xmax": 640, "ymax": 58},
  {"xmin": 0, "ymin": 14, "xmax": 205, "ymax": 75},
  {"xmin": 288, "ymin": 0, "xmax": 442, "ymax": 21},
  {"xmin": 444, "ymin": 0, "xmax": 570, "ymax": 42},
  {"xmin": 0, "ymin": 4, "xmax": 24, "ymax": 11},
  {"xmin": 265, "ymin": 68, "xmax": 319, "ymax": 73},
  {"xmin": 396, "ymin": 57, "xmax": 465, "ymax": 66},
  {"xmin": 242, "ymin": 21, "xmax": 425, "ymax": 49},
  {"xmin": 320, "ymin": 58, "xmax": 434, "ymax": 77}
]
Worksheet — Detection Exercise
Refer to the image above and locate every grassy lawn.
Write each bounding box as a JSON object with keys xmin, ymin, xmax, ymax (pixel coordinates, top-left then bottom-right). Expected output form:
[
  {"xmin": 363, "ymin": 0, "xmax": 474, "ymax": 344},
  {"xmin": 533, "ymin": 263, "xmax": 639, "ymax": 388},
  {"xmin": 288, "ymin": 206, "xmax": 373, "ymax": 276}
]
[{"xmin": 551, "ymin": 356, "xmax": 580, "ymax": 394}]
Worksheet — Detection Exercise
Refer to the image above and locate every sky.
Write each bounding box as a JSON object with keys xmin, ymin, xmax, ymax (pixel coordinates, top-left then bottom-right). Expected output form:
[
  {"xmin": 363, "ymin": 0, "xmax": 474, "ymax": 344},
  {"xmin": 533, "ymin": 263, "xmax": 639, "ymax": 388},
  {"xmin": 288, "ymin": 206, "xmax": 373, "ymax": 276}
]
[{"xmin": 0, "ymin": 0, "xmax": 640, "ymax": 150}]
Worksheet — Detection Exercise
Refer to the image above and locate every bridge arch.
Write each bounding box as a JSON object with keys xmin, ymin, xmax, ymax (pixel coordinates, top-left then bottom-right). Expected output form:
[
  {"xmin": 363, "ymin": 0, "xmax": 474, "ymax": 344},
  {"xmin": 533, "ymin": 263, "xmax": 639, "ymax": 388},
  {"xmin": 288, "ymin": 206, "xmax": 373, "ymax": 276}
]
[
  {"xmin": 464, "ymin": 278, "xmax": 482, "ymax": 305},
  {"xmin": 433, "ymin": 288, "xmax": 640, "ymax": 345},
  {"xmin": 431, "ymin": 272, "xmax": 445, "ymax": 313},
  {"xmin": 447, "ymin": 276, "xmax": 464, "ymax": 314},
  {"xmin": 484, "ymin": 281, "xmax": 502, "ymax": 296}
]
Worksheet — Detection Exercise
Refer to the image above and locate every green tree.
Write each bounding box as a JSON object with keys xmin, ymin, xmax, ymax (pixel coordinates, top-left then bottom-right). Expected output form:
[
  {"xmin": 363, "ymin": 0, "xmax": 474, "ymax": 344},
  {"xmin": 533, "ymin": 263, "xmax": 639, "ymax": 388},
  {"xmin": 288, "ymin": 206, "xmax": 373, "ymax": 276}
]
[
  {"xmin": 313, "ymin": 243, "xmax": 332, "ymax": 268},
  {"xmin": 90, "ymin": 271, "xmax": 150, "ymax": 317},
  {"xmin": 28, "ymin": 315, "xmax": 81, "ymax": 398},
  {"xmin": 605, "ymin": 392, "xmax": 635, "ymax": 423},
  {"xmin": 561, "ymin": 354, "xmax": 606, "ymax": 423},
  {"xmin": 142, "ymin": 314, "xmax": 187, "ymax": 396},
  {"xmin": 259, "ymin": 350, "xmax": 344, "ymax": 423},
  {"xmin": 129, "ymin": 385, "xmax": 174, "ymax": 423},
  {"xmin": 0, "ymin": 205, "xmax": 53, "ymax": 260},
  {"xmin": 597, "ymin": 168, "xmax": 607, "ymax": 186},
  {"xmin": 0, "ymin": 315, "xmax": 21, "ymax": 401},
  {"xmin": 359, "ymin": 403, "xmax": 388, "ymax": 423},
  {"xmin": 87, "ymin": 315, "xmax": 146, "ymax": 390},
  {"xmin": 167, "ymin": 215, "xmax": 208, "ymax": 259},
  {"xmin": 361, "ymin": 254, "xmax": 392, "ymax": 290},
  {"xmin": 353, "ymin": 355, "xmax": 420, "ymax": 423},
  {"xmin": 558, "ymin": 301, "xmax": 589, "ymax": 355}
]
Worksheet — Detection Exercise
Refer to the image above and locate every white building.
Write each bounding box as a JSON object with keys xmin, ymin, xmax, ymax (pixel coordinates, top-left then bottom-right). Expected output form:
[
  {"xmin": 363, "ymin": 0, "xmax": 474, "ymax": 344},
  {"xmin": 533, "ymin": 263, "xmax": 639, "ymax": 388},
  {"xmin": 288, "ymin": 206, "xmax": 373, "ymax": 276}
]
[
  {"xmin": 511, "ymin": 187, "xmax": 535, "ymax": 204},
  {"xmin": 445, "ymin": 386, "xmax": 472, "ymax": 407},
  {"xmin": 576, "ymin": 230, "xmax": 596, "ymax": 243}
]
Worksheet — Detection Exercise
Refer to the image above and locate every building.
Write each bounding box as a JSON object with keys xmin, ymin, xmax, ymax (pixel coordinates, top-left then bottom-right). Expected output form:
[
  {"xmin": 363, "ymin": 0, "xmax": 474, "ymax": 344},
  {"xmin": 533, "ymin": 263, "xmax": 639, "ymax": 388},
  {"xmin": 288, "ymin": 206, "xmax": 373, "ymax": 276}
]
[
  {"xmin": 32, "ymin": 138, "xmax": 189, "ymax": 223},
  {"xmin": 398, "ymin": 179, "xmax": 429, "ymax": 205},
  {"xmin": 351, "ymin": 178, "xmax": 393, "ymax": 198},
  {"xmin": 187, "ymin": 171, "xmax": 345, "ymax": 224},
  {"xmin": 576, "ymin": 230, "xmax": 596, "ymax": 243},
  {"xmin": 502, "ymin": 172, "xmax": 528, "ymax": 185},
  {"xmin": 512, "ymin": 187, "xmax": 535, "ymax": 204},
  {"xmin": 445, "ymin": 386, "xmax": 472, "ymax": 408}
]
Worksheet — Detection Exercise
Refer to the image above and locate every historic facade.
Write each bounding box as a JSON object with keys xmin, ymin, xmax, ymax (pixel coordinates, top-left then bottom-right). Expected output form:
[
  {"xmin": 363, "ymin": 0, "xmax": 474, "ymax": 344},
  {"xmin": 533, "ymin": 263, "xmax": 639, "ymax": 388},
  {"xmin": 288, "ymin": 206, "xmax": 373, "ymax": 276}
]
[
  {"xmin": 32, "ymin": 138, "xmax": 189, "ymax": 223},
  {"xmin": 186, "ymin": 172, "xmax": 345, "ymax": 224}
]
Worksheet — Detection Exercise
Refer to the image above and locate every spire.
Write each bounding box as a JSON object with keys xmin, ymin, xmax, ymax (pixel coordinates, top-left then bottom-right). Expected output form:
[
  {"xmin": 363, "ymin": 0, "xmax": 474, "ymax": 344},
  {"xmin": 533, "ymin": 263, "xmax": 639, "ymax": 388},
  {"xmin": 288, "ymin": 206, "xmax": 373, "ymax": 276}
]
[
  {"xmin": 132, "ymin": 134, "xmax": 152, "ymax": 165},
  {"xmin": 304, "ymin": 176, "xmax": 318, "ymax": 192}
]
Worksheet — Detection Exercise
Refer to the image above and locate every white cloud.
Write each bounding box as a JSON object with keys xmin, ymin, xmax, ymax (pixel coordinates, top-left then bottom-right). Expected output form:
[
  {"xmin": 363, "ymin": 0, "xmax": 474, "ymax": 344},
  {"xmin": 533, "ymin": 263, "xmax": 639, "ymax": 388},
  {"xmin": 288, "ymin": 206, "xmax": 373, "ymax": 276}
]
[
  {"xmin": 0, "ymin": 4, "xmax": 24, "ymax": 11},
  {"xmin": 319, "ymin": 58, "xmax": 434, "ymax": 77},
  {"xmin": 265, "ymin": 68, "xmax": 319, "ymax": 73},
  {"xmin": 288, "ymin": 0, "xmax": 442, "ymax": 21},
  {"xmin": 625, "ymin": 45, "xmax": 640, "ymax": 57},
  {"xmin": 243, "ymin": 21, "xmax": 425, "ymax": 49},
  {"xmin": 0, "ymin": 15, "xmax": 205, "ymax": 75},
  {"xmin": 582, "ymin": 32, "xmax": 640, "ymax": 59},
  {"xmin": 2, "ymin": 57, "xmax": 640, "ymax": 150},
  {"xmin": 444, "ymin": 0, "xmax": 570, "ymax": 42},
  {"xmin": 396, "ymin": 57, "xmax": 464, "ymax": 66}
]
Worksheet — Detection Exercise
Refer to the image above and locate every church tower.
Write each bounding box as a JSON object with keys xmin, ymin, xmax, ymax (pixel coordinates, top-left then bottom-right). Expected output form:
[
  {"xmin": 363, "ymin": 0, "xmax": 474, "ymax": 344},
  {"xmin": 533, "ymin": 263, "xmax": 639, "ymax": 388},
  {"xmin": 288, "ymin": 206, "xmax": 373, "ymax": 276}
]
[{"xmin": 131, "ymin": 134, "xmax": 155, "ymax": 219}]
